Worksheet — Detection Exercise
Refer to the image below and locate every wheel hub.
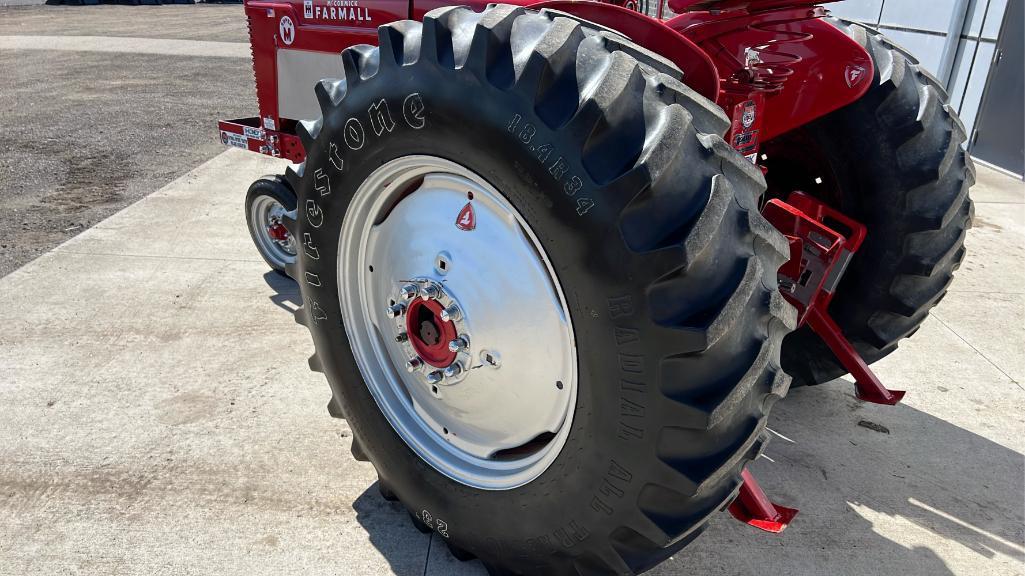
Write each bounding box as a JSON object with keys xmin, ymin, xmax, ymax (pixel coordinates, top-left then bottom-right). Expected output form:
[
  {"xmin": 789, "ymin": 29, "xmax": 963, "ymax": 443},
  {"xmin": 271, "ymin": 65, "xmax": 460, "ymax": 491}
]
[
  {"xmin": 390, "ymin": 279, "xmax": 471, "ymax": 385},
  {"xmin": 337, "ymin": 156, "xmax": 577, "ymax": 490}
]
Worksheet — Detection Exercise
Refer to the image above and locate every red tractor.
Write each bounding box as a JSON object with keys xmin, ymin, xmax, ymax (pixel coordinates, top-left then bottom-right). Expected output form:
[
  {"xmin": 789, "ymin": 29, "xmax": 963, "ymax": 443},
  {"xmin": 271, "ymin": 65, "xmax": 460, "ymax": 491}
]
[{"xmin": 221, "ymin": 1, "xmax": 973, "ymax": 573}]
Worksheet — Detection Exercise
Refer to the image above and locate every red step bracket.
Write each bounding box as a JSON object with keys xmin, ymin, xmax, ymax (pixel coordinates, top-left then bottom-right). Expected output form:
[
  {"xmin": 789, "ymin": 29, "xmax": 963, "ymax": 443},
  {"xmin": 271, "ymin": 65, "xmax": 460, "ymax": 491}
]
[
  {"xmin": 729, "ymin": 469, "xmax": 798, "ymax": 533},
  {"xmin": 761, "ymin": 193, "xmax": 905, "ymax": 405}
]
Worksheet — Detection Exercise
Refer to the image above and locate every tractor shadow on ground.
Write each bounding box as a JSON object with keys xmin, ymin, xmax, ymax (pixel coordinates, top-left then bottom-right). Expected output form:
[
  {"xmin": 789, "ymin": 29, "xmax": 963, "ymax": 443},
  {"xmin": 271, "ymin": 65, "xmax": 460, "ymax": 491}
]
[
  {"xmin": 350, "ymin": 381, "xmax": 1024, "ymax": 576},
  {"xmin": 262, "ymin": 270, "xmax": 301, "ymax": 313},
  {"xmin": 351, "ymin": 483, "xmax": 434, "ymax": 576}
]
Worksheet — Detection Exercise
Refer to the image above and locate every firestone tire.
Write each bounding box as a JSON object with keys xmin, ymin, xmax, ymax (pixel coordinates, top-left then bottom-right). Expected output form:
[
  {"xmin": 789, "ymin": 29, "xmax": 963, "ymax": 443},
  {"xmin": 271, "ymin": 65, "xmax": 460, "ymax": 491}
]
[
  {"xmin": 774, "ymin": 21, "xmax": 975, "ymax": 388},
  {"xmin": 245, "ymin": 175, "xmax": 297, "ymax": 276},
  {"xmin": 285, "ymin": 6, "xmax": 795, "ymax": 575}
]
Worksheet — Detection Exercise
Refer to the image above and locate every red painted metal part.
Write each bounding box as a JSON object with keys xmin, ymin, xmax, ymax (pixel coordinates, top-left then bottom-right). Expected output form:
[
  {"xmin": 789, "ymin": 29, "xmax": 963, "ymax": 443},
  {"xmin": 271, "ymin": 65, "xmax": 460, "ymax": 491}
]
[
  {"xmin": 761, "ymin": 193, "xmax": 906, "ymax": 405},
  {"xmin": 222, "ymin": 0, "xmax": 876, "ymax": 164},
  {"xmin": 218, "ymin": 117, "xmax": 305, "ymax": 162},
  {"xmin": 669, "ymin": 6, "xmax": 874, "ymax": 145},
  {"xmin": 405, "ymin": 298, "xmax": 458, "ymax": 368},
  {"xmin": 267, "ymin": 222, "xmax": 290, "ymax": 241},
  {"xmin": 729, "ymin": 469, "xmax": 799, "ymax": 533}
]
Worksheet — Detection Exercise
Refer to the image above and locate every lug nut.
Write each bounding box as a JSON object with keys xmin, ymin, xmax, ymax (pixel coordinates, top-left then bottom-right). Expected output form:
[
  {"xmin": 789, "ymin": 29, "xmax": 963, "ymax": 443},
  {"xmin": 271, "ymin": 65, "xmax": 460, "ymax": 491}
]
[
  {"xmin": 399, "ymin": 284, "xmax": 419, "ymax": 300},
  {"xmin": 405, "ymin": 357, "xmax": 423, "ymax": 372},
  {"xmin": 395, "ymin": 332, "xmax": 409, "ymax": 343},
  {"xmin": 443, "ymin": 363, "xmax": 463, "ymax": 379},
  {"xmin": 420, "ymin": 283, "xmax": 441, "ymax": 301},
  {"xmin": 439, "ymin": 305, "xmax": 461, "ymax": 323},
  {"xmin": 448, "ymin": 337, "xmax": 468, "ymax": 353},
  {"xmin": 426, "ymin": 371, "xmax": 444, "ymax": 385},
  {"xmin": 385, "ymin": 303, "xmax": 406, "ymax": 318}
]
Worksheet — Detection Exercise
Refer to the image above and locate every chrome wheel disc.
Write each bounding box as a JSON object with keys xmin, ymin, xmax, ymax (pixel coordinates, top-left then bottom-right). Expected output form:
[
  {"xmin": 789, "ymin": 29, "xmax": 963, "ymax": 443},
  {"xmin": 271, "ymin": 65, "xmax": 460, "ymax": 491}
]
[
  {"xmin": 338, "ymin": 156, "xmax": 577, "ymax": 490},
  {"xmin": 251, "ymin": 195, "xmax": 296, "ymax": 268}
]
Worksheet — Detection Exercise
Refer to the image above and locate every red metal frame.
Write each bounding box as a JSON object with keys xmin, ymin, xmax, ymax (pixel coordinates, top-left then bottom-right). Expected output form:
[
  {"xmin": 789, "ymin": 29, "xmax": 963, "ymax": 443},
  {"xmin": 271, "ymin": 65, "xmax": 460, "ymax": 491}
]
[
  {"xmin": 762, "ymin": 193, "xmax": 906, "ymax": 405},
  {"xmin": 729, "ymin": 469, "xmax": 798, "ymax": 533}
]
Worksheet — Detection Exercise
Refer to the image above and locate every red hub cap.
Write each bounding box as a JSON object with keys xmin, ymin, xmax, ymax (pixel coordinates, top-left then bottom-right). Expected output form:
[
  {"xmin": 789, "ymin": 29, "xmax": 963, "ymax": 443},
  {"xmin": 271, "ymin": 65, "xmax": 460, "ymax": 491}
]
[
  {"xmin": 405, "ymin": 298, "xmax": 458, "ymax": 368},
  {"xmin": 267, "ymin": 222, "xmax": 290, "ymax": 242}
]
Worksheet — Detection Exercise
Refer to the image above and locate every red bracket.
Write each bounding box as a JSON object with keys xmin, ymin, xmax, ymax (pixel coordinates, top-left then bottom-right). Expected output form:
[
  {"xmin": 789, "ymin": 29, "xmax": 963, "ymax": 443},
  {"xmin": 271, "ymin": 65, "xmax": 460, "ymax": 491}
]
[
  {"xmin": 761, "ymin": 192, "xmax": 905, "ymax": 405},
  {"xmin": 729, "ymin": 469, "xmax": 798, "ymax": 533}
]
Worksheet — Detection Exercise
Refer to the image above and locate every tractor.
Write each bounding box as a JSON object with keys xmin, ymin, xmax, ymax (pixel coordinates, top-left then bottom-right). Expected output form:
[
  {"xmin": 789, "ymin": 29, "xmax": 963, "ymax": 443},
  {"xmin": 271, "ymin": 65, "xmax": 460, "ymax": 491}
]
[{"xmin": 219, "ymin": 1, "xmax": 974, "ymax": 573}]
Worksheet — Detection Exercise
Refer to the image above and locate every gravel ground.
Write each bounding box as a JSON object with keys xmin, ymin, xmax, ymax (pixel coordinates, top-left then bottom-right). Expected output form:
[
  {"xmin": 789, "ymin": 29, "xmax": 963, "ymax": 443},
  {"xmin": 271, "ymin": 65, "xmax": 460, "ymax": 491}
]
[
  {"xmin": 0, "ymin": 4, "xmax": 249, "ymax": 42},
  {"xmin": 0, "ymin": 5, "xmax": 253, "ymax": 277}
]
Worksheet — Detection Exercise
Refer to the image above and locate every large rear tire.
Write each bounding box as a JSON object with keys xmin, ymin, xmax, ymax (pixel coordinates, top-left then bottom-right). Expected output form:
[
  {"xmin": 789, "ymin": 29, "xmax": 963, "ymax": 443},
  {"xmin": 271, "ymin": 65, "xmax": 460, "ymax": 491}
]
[
  {"xmin": 287, "ymin": 6, "xmax": 795, "ymax": 574},
  {"xmin": 768, "ymin": 21, "xmax": 974, "ymax": 387}
]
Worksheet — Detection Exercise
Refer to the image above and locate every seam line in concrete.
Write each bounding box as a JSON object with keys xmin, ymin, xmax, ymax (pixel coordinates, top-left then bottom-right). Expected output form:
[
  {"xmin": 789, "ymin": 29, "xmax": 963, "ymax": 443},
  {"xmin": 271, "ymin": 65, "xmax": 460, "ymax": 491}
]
[
  {"xmin": 0, "ymin": 35, "xmax": 250, "ymax": 58},
  {"xmin": 932, "ymin": 314, "xmax": 1024, "ymax": 391},
  {"xmin": 423, "ymin": 532, "xmax": 433, "ymax": 576},
  {"xmin": 54, "ymin": 249, "xmax": 263, "ymax": 264},
  {"xmin": 946, "ymin": 289, "xmax": 1025, "ymax": 295}
]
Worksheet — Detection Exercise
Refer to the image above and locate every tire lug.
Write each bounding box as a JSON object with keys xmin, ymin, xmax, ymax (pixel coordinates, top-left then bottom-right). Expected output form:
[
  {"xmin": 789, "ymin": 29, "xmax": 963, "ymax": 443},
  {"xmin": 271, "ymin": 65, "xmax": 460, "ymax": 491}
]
[
  {"xmin": 405, "ymin": 357, "xmax": 423, "ymax": 372},
  {"xmin": 385, "ymin": 303, "xmax": 406, "ymax": 318}
]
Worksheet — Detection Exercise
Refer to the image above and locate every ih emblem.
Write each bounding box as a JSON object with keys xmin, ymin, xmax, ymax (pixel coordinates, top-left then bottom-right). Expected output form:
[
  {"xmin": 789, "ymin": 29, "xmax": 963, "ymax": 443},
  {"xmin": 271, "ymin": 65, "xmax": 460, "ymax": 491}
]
[
  {"xmin": 845, "ymin": 64, "xmax": 867, "ymax": 88},
  {"xmin": 455, "ymin": 202, "xmax": 476, "ymax": 231}
]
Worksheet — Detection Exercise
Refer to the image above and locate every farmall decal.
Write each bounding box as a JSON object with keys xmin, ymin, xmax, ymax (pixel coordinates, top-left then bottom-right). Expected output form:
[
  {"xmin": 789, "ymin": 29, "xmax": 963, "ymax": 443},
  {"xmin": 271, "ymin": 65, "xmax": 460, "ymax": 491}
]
[{"xmin": 304, "ymin": 0, "xmax": 372, "ymax": 22}]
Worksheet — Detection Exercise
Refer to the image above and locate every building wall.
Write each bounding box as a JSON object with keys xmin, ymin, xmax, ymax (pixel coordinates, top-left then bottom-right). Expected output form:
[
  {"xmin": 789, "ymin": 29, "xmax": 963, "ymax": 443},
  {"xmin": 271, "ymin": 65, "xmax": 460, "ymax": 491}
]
[{"xmin": 828, "ymin": 0, "xmax": 1010, "ymax": 139}]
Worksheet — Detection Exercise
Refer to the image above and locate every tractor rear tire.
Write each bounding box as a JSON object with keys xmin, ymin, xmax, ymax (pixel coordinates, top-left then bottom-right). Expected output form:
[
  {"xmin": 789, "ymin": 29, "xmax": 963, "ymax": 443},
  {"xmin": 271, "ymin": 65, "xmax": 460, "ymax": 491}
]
[
  {"xmin": 285, "ymin": 6, "xmax": 795, "ymax": 575},
  {"xmin": 773, "ymin": 22, "xmax": 974, "ymax": 388}
]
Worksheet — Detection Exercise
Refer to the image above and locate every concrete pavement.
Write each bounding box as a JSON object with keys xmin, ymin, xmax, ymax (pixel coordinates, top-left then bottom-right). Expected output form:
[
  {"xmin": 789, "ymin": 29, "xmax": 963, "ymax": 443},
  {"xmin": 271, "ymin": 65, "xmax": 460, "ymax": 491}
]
[{"xmin": 0, "ymin": 149, "xmax": 1022, "ymax": 575}]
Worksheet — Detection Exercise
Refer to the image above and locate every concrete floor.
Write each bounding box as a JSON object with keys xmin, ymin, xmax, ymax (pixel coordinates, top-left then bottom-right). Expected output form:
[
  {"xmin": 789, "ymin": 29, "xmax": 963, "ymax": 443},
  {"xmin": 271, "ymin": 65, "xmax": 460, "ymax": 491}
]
[{"xmin": 0, "ymin": 149, "xmax": 1022, "ymax": 575}]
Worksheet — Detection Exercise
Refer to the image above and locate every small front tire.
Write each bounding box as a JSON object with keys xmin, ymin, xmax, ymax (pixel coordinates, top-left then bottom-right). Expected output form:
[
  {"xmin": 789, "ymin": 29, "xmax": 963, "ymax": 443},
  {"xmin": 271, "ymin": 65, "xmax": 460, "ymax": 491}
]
[{"xmin": 245, "ymin": 176, "xmax": 298, "ymax": 276}]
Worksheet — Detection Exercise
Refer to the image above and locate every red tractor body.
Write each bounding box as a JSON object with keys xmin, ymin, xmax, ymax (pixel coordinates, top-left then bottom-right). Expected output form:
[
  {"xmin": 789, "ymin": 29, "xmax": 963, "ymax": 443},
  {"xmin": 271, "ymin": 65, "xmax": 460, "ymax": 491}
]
[{"xmin": 220, "ymin": 0, "xmax": 873, "ymax": 165}]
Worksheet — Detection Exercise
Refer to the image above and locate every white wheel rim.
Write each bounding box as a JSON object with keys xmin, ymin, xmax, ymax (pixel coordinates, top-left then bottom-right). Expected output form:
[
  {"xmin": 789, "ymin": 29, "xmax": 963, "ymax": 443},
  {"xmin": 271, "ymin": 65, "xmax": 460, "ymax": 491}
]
[{"xmin": 338, "ymin": 156, "xmax": 577, "ymax": 490}]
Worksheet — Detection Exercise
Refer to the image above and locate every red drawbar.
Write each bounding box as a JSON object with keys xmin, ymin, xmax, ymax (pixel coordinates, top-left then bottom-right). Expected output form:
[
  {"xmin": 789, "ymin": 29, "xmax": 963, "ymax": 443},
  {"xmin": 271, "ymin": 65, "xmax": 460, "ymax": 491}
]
[
  {"xmin": 761, "ymin": 193, "xmax": 905, "ymax": 405},
  {"xmin": 729, "ymin": 469, "xmax": 798, "ymax": 533}
]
